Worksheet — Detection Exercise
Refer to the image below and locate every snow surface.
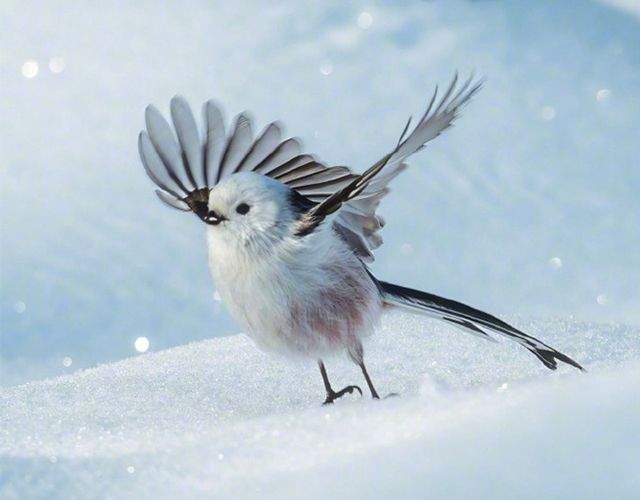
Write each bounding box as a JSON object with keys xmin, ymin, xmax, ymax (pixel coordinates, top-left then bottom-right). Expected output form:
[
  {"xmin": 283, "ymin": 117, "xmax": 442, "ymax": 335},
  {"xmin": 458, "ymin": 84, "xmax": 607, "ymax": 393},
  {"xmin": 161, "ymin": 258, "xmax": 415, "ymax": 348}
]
[{"xmin": 2, "ymin": 312, "xmax": 639, "ymax": 499}]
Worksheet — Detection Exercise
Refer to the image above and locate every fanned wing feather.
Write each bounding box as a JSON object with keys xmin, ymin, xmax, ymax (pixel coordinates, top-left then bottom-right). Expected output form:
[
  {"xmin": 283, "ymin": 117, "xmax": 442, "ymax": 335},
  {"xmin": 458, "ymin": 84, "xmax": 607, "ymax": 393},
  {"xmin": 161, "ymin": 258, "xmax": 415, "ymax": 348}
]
[
  {"xmin": 235, "ymin": 122, "xmax": 283, "ymax": 173},
  {"xmin": 138, "ymin": 131, "xmax": 185, "ymax": 199},
  {"xmin": 272, "ymin": 161, "xmax": 326, "ymax": 183},
  {"xmin": 331, "ymin": 163, "xmax": 406, "ymax": 259},
  {"xmin": 139, "ymin": 74, "xmax": 482, "ymax": 260},
  {"xmin": 141, "ymin": 101, "xmax": 314, "ymax": 212},
  {"xmin": 155, "ymin": 190, "xmax": 190, "ymax": 211},
  {"xmin": 285, "ymin": 166, "xmax": 355, "ymax": 188},
  {"xmin": 144, "ymin": 106, "xmax": 192, "ymax": 194},
  {"xmin": 217, "ymin": 113, "xmax": 253, "ymax": 182},
  {"xmin": 203, "ymin": 101, "xmax": 226, "ymax": 186},
  {"xmin": 254, "ymin": 138, "xmax": 303, "ymax": 176},
  {"xmin": 261, "ymin": 154, "xmax": 316, "ymax": 178},
  {"xmin": 294, "ymin": 74, "xmax": 483, "ymax": 244},
  {"xmin": 385, "ymin": 73, "xmax": 483, "ymax": 171},
  {"xmin": 171, "ymin": 96, "xmax": 203, "ymax": 188}
]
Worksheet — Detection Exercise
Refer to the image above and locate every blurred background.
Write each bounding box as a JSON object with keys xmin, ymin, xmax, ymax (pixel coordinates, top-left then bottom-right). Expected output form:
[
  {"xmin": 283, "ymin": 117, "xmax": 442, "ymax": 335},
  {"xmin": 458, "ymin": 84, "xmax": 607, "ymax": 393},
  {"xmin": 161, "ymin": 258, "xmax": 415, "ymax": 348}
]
[{"xmin": 1, "ymin": 0, "xmax": 639, "ymax": 386}]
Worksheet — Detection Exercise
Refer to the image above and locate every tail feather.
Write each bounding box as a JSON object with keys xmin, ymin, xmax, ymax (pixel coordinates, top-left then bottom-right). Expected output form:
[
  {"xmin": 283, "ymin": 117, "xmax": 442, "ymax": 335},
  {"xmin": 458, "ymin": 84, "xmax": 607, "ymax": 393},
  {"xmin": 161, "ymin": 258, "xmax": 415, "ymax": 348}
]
[{"xmin": 375, "ymin": 278, "xmax": 584, "ymax": 372}]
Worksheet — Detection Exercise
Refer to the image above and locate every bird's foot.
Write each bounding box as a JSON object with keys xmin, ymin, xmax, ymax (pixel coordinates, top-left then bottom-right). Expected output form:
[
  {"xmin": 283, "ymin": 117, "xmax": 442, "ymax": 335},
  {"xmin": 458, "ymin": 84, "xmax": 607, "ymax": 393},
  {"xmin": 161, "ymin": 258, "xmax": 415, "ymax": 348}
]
[
  {"xmin": 322, "ymin": 385, "xmax": 362, "ymax": 405},
  {"xmin": 370, "ymin": 392, "xmax": 398, "ymax": 401}
]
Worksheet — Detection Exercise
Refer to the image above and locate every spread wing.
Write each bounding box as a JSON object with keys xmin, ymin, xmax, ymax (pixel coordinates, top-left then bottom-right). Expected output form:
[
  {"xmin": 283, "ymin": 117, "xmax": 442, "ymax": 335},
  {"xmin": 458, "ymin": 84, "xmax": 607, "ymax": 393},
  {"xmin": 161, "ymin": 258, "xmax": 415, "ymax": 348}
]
[
  {"xmin": 138, "ymin": 98, "xmax": 358, "ymax": 217},
  {"xmin": 295, "ymin": 73, "xmax": 483, "ymax": 260},
  {"xmin": 138, "ymin": 73, "xmax": 482, "ymax": 261}
]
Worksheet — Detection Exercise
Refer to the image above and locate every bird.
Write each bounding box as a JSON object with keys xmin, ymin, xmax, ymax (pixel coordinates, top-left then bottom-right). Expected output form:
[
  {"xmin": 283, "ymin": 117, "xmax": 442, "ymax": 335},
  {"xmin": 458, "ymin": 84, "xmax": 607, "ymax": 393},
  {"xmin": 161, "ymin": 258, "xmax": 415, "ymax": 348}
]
[{"xmin": 138, "ymin": 74, "xmax": 584, "ymax": 405}]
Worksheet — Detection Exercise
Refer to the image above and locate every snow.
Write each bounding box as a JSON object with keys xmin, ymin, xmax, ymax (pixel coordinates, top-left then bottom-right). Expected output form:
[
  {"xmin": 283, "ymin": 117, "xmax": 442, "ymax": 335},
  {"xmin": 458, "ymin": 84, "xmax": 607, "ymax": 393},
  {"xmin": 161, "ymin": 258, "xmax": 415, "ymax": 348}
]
[{"xmin": 2, "ymin": 313, "xmax": 639, "ymax": 498}]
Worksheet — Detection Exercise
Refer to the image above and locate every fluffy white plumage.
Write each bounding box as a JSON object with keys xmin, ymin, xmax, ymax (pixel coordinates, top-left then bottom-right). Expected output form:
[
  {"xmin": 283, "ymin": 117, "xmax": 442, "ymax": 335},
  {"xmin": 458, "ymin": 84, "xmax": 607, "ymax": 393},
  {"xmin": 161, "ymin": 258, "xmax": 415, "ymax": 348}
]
[{"xmin": 206, "ymin": 172, "xmax": 382, "ymax": 361}]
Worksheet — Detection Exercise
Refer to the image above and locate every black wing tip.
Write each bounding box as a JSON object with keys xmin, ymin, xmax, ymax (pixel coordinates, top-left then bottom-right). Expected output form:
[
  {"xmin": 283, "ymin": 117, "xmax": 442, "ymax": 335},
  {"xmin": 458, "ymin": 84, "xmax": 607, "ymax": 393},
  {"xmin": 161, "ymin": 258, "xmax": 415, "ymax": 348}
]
[{"xmin": 532, "ymin": 347, "xmax": 585, "ymax": 372}]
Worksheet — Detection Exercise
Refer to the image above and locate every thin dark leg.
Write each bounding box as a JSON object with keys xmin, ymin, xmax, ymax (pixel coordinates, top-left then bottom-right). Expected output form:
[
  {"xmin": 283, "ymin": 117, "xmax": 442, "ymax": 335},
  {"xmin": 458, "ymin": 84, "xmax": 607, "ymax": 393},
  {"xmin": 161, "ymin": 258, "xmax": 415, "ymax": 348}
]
[
  {"xmin": 318, "ymin": 360, "xmax": 362, "ymax": 405},
  {"xmin": 359, "ymin": 361, "xmax": 380, "ymax": 399},
  {"xmin": 318, "ymin": 360, "xmax": 332, "ymax": 394}
]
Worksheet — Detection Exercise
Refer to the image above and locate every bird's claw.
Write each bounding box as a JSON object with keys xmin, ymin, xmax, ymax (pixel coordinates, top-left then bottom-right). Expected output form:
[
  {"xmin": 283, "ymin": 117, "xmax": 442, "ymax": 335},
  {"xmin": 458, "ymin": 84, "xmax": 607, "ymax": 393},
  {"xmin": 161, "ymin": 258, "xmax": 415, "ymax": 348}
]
[{"xmin": 322, "ymin": 385, "xmax": 363, "ymax": 405}]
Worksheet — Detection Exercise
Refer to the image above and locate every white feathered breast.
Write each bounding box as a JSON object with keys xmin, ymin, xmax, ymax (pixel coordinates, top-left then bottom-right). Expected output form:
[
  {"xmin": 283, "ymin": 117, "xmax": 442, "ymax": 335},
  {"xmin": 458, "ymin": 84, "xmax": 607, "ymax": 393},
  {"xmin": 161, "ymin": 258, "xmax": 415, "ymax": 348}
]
[{"xmin": 207, "ymin": 220, "xmax": 383, "ymax": 359}]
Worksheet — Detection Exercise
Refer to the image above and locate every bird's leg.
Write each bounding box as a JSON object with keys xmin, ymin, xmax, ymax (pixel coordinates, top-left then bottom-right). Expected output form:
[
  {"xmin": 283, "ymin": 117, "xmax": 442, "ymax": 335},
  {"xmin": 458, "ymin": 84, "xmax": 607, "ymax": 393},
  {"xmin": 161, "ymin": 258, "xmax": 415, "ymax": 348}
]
[
  {"xmin": 318, "ymin": 360, "xmax": 362, "ymax": 405},
  {"xmin": 348, "ymin": 342, "xmax": 394, "ymax": 400},
  {"xmin": 358, "ymin": 361, "xmax": 399, "ymax": 400},
  {"xmin": 358, "ymin": 361, "xmax": 380, "ymax": 399}
]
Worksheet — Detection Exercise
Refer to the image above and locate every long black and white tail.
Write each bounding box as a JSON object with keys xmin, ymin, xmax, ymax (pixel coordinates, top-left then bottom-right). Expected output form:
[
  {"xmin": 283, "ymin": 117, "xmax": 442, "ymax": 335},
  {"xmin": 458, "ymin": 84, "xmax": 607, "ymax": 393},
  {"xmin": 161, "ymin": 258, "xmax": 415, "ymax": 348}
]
[{"xmin": 375, "ymin": 278, "xmax": 584, "ymax": 371}]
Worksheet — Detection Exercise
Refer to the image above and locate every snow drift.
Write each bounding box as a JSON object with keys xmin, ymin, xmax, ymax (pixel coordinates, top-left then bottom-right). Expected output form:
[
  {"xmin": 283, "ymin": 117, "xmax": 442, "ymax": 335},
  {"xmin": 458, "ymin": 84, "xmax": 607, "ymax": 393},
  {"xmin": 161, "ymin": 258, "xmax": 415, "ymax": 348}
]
[{"xmin": 2, "ymin": 313, "xmax": 638, "ymax": 499}]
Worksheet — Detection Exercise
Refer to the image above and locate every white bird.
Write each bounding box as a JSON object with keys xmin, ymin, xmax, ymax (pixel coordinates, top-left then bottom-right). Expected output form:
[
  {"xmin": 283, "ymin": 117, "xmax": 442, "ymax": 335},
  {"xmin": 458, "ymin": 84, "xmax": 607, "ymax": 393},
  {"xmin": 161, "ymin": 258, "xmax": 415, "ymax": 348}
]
[{"xmin": 138, "ymin": 75, "xmax": 583, "ymax": 404}]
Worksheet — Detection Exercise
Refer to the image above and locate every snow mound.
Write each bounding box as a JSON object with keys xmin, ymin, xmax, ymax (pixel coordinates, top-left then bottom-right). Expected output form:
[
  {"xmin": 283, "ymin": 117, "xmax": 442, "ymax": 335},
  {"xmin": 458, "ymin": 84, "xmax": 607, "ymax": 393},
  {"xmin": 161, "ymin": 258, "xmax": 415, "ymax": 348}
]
[{"xmin": 1, "ymin": 313, "xmax": 639, "ymax": 499}]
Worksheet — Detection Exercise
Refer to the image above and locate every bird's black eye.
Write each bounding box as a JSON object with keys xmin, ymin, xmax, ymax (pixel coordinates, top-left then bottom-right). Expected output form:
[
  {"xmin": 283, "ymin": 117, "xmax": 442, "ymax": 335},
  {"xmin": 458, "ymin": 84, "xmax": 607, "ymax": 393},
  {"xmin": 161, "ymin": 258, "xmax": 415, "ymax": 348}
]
[{"xmin": 236, "ymin": 203, "xmax": 250, "ymax": 215}]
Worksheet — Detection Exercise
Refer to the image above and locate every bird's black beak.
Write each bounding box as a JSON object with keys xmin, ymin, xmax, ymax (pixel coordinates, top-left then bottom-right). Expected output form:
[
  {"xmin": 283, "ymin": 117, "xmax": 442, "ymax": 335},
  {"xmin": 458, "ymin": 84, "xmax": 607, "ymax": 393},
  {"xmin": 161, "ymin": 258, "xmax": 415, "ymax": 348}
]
[
  {"xmin": 182, "ymin": 189, "xmax": 226, "ymax": 226},
  {"xmin": 203, "ymin": 209, "xmax": 227, "ymax": 225}
]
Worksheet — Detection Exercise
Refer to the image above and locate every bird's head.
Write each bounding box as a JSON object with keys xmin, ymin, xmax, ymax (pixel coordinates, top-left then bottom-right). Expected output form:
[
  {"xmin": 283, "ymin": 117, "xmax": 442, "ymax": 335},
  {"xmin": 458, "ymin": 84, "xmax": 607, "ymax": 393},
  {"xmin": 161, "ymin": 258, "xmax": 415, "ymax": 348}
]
[{"xmin": 186, "ymin": 172, "xmax": 312, "ymax": 248}]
